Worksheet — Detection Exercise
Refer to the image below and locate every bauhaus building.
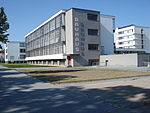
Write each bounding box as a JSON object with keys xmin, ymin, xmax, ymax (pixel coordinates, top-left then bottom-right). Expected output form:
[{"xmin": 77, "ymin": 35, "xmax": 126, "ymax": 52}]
[{"xmin": 25, "ymin": 8, "xmax": 115, "ymax": 67}]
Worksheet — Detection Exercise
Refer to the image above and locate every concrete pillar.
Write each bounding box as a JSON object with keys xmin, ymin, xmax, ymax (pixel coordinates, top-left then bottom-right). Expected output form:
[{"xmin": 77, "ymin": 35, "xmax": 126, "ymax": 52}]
[
  {"xmin": 51, "ymin": 60, "xmax": 53, "ymax": 65},
  {"xmin": 57, "ymin": 60, "xmax": 60, "ymax": 66},
  {"xmin": 148, "ymin": 63, "xmax": 150, "ymax": 67}
]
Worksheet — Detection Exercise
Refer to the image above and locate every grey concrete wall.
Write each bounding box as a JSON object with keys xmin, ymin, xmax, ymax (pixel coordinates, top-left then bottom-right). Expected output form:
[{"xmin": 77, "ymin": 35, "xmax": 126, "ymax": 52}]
[
  {"xmin": 71, "ymin": 8, "xmax": 100, "ymax": 66},
  {"xmin": 100, "ymin": 54, "xmax": 138, "ymax": 67},
  {"xmin": 138, "ymin": 54, "xmax": 150, "ymax": 67}
]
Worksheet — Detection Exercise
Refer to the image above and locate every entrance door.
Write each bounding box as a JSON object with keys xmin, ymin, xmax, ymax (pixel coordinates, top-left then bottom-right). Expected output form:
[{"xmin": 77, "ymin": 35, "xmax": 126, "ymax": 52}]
[{"xmin": 67, "ymin": 56, "xmax": 72, "ymax": 66}]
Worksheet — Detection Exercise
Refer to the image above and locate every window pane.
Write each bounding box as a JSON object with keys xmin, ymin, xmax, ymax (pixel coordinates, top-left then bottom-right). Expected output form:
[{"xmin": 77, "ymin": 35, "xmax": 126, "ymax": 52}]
[
  {"xmin": 88, "ymin": 44, "xmax": 99, "ymax": 50},
  {"xmin": 20, "ymin": 55, "xmax": 26, "ymax": 59},
  {"xmin": 50, "ymin": 19, "xmax": 55, "ymax": 31},
  {"xmin": 88, "ymin": 29, "xmax": 98, "ymax": 36},
  {"xmin": 20, "ymin": 49, "xmax": 26, "ymax": 53},
  {"xmin": 20, "ymin": 43, "xmax": 25, "ymax": 47},
  {"xmin": 87, "ymin": 13, "xmax": 98, "ymax": 21}
]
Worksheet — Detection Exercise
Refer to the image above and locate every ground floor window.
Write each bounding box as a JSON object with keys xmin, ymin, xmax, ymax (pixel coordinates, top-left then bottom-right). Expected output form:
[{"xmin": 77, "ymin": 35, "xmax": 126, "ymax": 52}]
[
  {"xmin": 88, "ymin": 59, "xmax": 99, "ymax": 66},
  {"xmin": 27, "ymin": 59, "xmax": 66, "ymax": 66}
]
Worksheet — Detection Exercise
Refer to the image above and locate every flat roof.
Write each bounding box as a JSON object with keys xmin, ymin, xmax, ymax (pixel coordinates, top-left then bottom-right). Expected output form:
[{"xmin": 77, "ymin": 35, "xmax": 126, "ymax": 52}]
[
  {"xmin": 66, "ymin": 8, "xmax": 100, "ymax": 13},
  {"xmin": 118, "ymin": 24, "xmax": 135, "ymax": 29},
  {"xmin": 7, "ymin": 41, "xmax": 25, "ymax": 43},
  {"xmin": 118, "ymin": 24, "xmax": 149, "ymax": 29},
  {"xmin": 100, "ymin": 14, "xmax": 115, "ymax": 18}
]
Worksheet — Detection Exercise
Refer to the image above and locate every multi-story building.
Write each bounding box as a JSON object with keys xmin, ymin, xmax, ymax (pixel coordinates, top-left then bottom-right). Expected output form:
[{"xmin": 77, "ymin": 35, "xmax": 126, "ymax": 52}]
[
  {"xmin": 25, "ymin": 8, "xmax": 101, "ymax": 67},
  {"xmin": 25, "ymin": 8, "xmax": 115, "ymax": 67},
  {"xmin": 4, "ymin": 41, "xmax": 26, "ymax": 63},
  {"xmin": 100, "ymin": 14, "xmax": 115, "ymax": 55},
  {"xmin": 114, "ymin": 25, "xmax": 150, "ymax": 54}
]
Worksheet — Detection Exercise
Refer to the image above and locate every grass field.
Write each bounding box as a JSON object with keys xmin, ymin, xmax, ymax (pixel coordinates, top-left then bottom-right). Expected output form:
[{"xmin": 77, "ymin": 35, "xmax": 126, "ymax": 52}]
[
  {"xmin": 18, "ymin": 68, "xmax": 150, "ymax": 84},
  {"xmin": 0, "ymin": 63, "xmax": 57, "ymax": 68}
]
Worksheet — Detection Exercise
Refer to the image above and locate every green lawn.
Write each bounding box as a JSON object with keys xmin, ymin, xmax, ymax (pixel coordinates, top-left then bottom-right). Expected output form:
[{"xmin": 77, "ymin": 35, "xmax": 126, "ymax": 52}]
[{"xmin": 0, "ymin": 63, "xmax": 58, "ymax": 68}]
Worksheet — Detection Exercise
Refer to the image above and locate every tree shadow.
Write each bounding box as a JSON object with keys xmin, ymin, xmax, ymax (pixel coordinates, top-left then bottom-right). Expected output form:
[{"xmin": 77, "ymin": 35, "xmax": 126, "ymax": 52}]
[
  {"xmin": 28, "ymin": 69, "xmax": 86, "ymax": 74},
  {"xmin": 0, "ymin": 68, "xmax": 13, "ymax": 72},
  {"xmin": 33, "ymin": 75, "xmax": 77, "ymax": 83},
  {"xmin": 0, "ymin": 75, "xmax": 150, "ymax": 113},
  {"xmin": 0, "ymin": 68, "xmax": 22, "ymax": 76}
]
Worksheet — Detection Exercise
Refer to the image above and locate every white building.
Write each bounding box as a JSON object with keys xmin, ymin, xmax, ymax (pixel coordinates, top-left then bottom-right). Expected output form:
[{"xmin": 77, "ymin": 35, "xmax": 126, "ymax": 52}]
[
  {"xmin": 114, "ymin": 25, "xmax": 150, "ymax": 54},
  {"xmin": 25, "ymin": 8, "xmax": 115, "ymax": 67},
  {"xmin": 4, "ymin": 41, "xmax": 26, "ymax": 63},
  {"xmin": 100, "ymin": 14, "xmax": 115, "ymax": 55}
]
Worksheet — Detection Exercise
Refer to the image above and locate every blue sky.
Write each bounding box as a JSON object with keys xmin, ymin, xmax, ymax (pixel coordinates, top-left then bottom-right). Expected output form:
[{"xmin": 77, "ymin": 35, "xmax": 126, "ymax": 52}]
[{"xmin": 1, "ymin": 0, "xmax": 150, "ymax": 41}]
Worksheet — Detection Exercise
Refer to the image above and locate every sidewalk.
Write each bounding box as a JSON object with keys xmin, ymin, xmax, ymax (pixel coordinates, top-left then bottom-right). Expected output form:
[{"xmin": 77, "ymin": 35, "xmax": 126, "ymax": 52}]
[{"xmin": 0, "ymin": 65, "xmax": 150, "ymax": 113}]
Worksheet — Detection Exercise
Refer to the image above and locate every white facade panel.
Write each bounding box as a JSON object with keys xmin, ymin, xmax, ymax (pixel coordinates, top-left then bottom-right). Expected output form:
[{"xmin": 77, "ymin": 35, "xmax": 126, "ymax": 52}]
[
  {"xmin": 25, "ymin": 54, "xmax": 66, "ymax": 60},
  {"xmin": 4, "ymin": 41, "xmax": 26, "ymax": 63},
  {"xmin": 65, "ymin": 9, "xmax": 74, "ymax": 54},
  {"xmin": 100, "ymin": 14, "xmax": 115, "ymax": 55}
]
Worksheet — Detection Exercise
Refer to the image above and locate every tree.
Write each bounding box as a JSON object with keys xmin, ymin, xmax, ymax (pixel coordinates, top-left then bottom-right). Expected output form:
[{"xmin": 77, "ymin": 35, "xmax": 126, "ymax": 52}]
[{"xmin": 0, "ymin": 7, "xmax": 9, "ymax": 48}]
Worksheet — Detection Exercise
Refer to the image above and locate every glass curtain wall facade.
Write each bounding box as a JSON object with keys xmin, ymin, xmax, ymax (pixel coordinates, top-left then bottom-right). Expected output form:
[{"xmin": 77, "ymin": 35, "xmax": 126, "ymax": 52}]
[
  {"xmin": 26, "ymin": 14, "xmax": 64, "ymax": 58},
  {"xmin": 25, "ymin": 8, "xmax": 102, "ymax": 66}
]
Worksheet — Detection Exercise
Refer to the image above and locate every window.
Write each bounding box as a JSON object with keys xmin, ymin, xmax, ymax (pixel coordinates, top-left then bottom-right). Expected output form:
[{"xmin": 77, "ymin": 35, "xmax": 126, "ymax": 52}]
[
  {"xmin": 129, "ymin": 29, "xmax": 133, "ymax": 33},
  {"xmin": 118, "ymin": 37, "xmax": 123, "ymax": 40},
  {"xmin": 88, "ymin": 29, "xmax": 98, "ymax": 36},
  {"xmin": 20, "ymin": 55, "xmax": 26, "ymax": 59},
  {"xmin": 87, "ymin": 13, "xmax": 98, "ymax": 21},
  {"xmin": 56, "ymin": 15, "xmax": 62, "ymax": 28},
  {"xmin": 10, "ymin": 56, "xmax": 14, "ymax": 61},
  {"xmin": 119, "ymin": 42, "xmax": 123, "ymax": 45},
  {"xmin": 88, "ymin": 59, "xmax": 99, "ymax": 66},
  {"xmin": 118, "ymin": 31, "xmax": 124, "ymax": 35},
  {"xmin": 50, "ymin": 19, "xmax": 55, "ymax": 31},
  {"xmin": 141, "ymin": 29, "xmax": 144, "ymax": 34},
  {"xmin": 20, "ymin": 43, "xmax": 25, "ymax": 47},
  {"xmin": 88, "ymin": 44, "xmax": 99, "ymax": 50},
  {"xmin": 20, "ymin": 49, "xmax": 26, "ymax": 53},
  {"xmin": 101, "ymin": 46, "xmax": 104, "ymax": 55},
  {"xmin": 123, "ymin": 29, "xmax": 133, "ymax": 34}
]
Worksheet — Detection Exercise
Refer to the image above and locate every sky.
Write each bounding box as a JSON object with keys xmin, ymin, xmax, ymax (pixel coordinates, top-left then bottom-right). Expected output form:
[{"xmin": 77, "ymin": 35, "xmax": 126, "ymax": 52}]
[{"xmin": 0, "ymin": 0, "xmax": 150, "ymax": 42}]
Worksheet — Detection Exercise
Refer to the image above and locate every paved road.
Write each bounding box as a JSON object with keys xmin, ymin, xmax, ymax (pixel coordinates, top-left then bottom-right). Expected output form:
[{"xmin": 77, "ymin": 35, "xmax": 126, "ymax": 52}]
[{"xmin": 0, "ymin": 65, "xmax": 150, "ymax": 113}]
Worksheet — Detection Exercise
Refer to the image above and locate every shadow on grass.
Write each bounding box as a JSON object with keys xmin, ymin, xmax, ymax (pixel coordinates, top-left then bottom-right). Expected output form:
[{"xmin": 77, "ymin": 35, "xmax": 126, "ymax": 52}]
[
  {"xmin": 23, "ymin": 69, "xmax": 87, "ymax": 83},
  {"xmin": 28, "ymin": 69, "xmax": 86, "ymax": 74},
  {"xmin": 33, "ymin": 75, "xmax": 77, "ymax": 83}
]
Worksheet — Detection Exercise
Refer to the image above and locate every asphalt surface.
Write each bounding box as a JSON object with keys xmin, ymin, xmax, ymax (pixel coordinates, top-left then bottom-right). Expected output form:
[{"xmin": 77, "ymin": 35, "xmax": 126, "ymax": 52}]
[{"xmin": 0, "ymin": 65, "xmax": 150, "ymax": 113}]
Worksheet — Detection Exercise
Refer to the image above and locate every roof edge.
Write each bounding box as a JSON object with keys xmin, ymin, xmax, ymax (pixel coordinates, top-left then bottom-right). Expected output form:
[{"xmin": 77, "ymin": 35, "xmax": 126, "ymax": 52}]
[{"xmin": 25, "ymin": 10, "xmax": 65, "ymax": 37}]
